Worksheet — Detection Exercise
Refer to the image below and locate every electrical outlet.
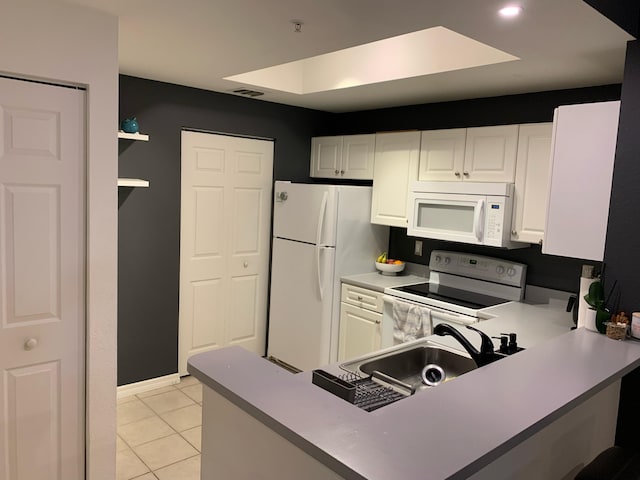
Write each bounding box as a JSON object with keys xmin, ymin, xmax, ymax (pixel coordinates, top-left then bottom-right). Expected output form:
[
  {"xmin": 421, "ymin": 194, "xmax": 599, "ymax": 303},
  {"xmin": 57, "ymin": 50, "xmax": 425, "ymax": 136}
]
[{"xmin": 414, "ymin": 240, "xmax": 423, "ymax": 256}]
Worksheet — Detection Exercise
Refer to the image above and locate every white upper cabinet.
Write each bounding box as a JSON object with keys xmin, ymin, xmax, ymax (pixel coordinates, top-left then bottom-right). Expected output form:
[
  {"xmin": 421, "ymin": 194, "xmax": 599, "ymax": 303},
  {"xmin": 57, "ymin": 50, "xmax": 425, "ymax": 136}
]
[
  {"xmin": 310, "ymin": 134, "xmax": 375, "ymax": 179},
  {"xmin": 419, "ymin": 125, "xmax": 518, "ymax": 182},
  {"xmin": 371, "ymin": 131, "xmax": 421, "ymax": 227},
  {"xmin": 418, "ymin": 128, "xmax": 466, "ymax": 181},
  {"xmin": 543, "ymin": 101, "xmax": 620, "ymax": 262},
  {"xmin": 463, "ymin": 125, "xmax": 519, "ymax": 182},
  {"xmin": 511, "ymin": 123, "xmax": 553, "ymax": 244}
]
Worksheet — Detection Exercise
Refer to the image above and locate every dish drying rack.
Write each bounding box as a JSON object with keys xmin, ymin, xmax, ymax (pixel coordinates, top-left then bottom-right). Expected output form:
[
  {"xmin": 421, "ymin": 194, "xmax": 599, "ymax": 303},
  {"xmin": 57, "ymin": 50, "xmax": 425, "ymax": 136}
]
[{"xmin": 312, "ymin": 369, "xmax": 415, "ymax": 412}]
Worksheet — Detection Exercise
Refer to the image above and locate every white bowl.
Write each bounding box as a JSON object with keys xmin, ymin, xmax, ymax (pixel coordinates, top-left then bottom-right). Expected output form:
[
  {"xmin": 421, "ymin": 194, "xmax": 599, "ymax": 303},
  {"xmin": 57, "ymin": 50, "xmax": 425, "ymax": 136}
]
[{"xmin": 375, "ymin": 261, "xmax": 405, "ymax": 275}]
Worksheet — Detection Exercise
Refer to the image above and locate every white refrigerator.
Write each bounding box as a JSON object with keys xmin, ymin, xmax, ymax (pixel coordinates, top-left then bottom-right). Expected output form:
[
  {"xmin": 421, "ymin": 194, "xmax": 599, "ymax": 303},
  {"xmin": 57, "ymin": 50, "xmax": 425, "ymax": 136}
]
[{"xmin": 267, "ymin": 181, "xmax": 389, "ymax": 371}]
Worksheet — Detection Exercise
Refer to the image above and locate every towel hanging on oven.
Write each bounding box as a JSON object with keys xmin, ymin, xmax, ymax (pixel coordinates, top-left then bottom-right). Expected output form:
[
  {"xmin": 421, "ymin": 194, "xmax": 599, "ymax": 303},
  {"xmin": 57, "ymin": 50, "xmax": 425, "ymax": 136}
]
[{"xmin": 392, "ymin": 298, "xmax": 431, "ymax": 344}]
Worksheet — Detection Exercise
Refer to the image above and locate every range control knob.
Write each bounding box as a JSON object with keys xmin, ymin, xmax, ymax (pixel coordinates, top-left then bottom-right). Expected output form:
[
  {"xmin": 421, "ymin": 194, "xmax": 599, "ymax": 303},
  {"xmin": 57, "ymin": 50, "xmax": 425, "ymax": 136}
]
[
  {"xmin": 443, "ymin": 256, "xmax": 451, "ymax": 265},
  {"xmin": 434, "ymin": 255, "xmax": 442, "ymax": 264},
  {"xmin": 496, "ymin": 265, "xmax": 505, "ymax": 275},
  {"xmin": 507, "ymin": 267, "xmax": 516, "ymax": 277}
]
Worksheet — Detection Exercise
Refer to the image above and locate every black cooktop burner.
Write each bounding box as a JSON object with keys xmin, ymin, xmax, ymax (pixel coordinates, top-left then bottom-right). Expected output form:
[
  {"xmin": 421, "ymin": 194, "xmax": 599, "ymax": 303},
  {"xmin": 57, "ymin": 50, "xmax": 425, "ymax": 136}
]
[{"xmin": 394, "ymin": 283, "xmax": 509, "ymax": 310}]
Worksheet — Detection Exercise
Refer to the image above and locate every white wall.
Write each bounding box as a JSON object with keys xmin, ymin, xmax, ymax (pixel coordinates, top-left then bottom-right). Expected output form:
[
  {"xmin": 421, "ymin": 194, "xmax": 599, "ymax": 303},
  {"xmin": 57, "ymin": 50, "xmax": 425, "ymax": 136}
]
[{"xmin": 0, "ymin": 1, "xmax": 118, "ymax": 479}]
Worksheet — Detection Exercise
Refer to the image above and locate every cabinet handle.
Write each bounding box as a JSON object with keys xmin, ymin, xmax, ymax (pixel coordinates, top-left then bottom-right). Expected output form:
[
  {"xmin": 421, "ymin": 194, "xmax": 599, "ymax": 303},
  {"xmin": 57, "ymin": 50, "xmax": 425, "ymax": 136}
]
[
  {"xmin": 335, "ymin": 169, "xmax": 339, "ymax": 175},
  {"xmin": 375, "ymin": 319, "xmax": 381, "ymax": 324},
  {"xmin": 454, "ymin": 171, "xmax": 461, "ymax": 177},
  {"xmin": 340, "ymin": 170, "xmax": 345, "ymax": 175},
  {"xmin": 243, "ymin": 261, "xmax": 248, "ymax": 268},
  {"xmin": 357, "ymin": 295, "xmax": 363, "ymax": 301},
  {"xmin": 511, "ymin": 230, "xmax": 517, "ymax": 236},
  {"xmin": 539, "ymin": 239, "xmax": 543, "ymax": 246},
  {"xmin": 463, "ymin": 171, "xmax": 469, "ymax": 176}
]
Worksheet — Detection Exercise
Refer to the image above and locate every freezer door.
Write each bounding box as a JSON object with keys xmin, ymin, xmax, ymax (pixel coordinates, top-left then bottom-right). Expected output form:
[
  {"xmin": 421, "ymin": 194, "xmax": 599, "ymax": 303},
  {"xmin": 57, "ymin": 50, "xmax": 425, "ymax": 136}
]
[
  {"xmin": 267, "ymin": 237, "xmax": 336, "ymax": 371},
  {"xmin": 273, "ymin": 181, "xmax": 338, "ymax": 246}
]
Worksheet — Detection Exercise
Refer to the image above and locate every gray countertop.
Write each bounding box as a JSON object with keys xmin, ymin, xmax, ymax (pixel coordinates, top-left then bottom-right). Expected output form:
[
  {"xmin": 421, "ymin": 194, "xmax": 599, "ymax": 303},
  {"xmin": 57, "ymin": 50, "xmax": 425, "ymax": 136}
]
[
  {"xmin": 188, "ymin": 308, "xmax": 640, "ymax": 480},
  {"xmin": 341, "ymin": 270, "xmax": 427, "ymax": 292}
]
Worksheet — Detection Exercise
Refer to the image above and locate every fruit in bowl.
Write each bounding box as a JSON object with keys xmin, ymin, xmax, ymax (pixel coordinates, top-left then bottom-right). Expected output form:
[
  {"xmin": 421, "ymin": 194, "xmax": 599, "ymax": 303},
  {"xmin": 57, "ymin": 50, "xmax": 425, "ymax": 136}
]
[{"xmin": 375, "ymin": 253, "xmax": 405, "ymax": 275}]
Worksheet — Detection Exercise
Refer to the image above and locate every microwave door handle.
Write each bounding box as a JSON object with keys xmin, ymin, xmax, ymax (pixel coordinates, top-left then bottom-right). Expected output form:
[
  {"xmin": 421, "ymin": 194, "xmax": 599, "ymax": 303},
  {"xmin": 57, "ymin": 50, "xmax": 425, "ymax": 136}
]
[{"xmin": 474, "ymin": 199, "xmax": 485, "ymax": 242}]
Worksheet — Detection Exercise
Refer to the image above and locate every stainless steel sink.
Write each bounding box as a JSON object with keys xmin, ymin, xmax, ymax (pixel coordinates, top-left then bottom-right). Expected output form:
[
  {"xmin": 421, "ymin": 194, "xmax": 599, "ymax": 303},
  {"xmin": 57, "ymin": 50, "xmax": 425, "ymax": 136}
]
[{"xmin": 340, "ymin": 340, "xmax": 477, "ymax": 392}]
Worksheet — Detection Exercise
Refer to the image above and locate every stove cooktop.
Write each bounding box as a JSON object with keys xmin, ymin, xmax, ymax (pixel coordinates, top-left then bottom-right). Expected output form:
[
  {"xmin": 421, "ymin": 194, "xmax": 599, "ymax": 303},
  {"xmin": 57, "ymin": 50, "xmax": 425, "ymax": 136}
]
[{"xmin": 393, "ymin": 282, "xmax": 510, "ymax": 310}]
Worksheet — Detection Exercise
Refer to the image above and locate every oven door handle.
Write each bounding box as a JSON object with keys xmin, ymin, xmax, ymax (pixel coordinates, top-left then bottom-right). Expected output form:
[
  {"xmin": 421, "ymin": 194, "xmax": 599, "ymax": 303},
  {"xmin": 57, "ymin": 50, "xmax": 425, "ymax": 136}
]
[
  {"xmin": 383, "ymin": 295, "xmax": 398, "ymax": 304},
  {"xmin": 430, "ymin": 308, "xmax": 477, "ymax": 326}
]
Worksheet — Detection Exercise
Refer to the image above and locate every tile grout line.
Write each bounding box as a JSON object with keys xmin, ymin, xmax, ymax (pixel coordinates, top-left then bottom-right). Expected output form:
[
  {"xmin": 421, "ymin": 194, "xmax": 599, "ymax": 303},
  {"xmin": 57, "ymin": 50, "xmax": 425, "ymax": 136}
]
[{"xmin": 117, "ymin": 379, "xmax": 202, "ymax": 480}]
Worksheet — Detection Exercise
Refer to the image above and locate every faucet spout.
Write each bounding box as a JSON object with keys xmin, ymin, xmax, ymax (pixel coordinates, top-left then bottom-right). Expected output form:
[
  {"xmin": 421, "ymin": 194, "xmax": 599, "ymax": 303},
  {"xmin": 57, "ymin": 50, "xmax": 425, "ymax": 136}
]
[{"xmin": 433, "ymin": 324, "xmax": 504, "ymax": 367}]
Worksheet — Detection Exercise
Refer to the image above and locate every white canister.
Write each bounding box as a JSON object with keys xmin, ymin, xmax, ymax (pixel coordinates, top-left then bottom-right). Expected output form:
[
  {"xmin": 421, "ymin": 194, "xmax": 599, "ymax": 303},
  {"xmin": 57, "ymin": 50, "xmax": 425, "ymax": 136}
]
[
  {"xmin": 631, "ymin": 312, "xmax": 640, "ymax": 339},
  {"xmin": 584, "ymin": 308, "xmax": 598, "ymax": 332}
]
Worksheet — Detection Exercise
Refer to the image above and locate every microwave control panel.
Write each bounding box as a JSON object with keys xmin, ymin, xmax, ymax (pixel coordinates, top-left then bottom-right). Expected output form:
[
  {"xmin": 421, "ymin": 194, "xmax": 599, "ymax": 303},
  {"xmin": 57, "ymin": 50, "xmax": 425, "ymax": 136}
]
[{"xmin": 484, "ymin": 196, "xmax": 506, "ymax": 245}]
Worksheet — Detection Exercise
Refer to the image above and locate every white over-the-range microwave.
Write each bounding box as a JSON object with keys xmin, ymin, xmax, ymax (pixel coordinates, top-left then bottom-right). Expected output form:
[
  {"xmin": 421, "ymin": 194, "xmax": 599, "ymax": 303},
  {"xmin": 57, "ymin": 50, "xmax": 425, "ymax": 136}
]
[{"xmin": 407, "ymin": 181, "xmax": 527, "ymax": 249}]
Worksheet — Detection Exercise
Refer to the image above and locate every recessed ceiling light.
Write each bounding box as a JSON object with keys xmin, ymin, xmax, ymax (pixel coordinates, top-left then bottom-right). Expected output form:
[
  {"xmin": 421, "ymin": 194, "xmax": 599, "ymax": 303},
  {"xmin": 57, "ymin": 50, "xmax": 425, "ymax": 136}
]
[{"xmin": 499, "ymin": 5, "xmax": 522, "ymax": 18}]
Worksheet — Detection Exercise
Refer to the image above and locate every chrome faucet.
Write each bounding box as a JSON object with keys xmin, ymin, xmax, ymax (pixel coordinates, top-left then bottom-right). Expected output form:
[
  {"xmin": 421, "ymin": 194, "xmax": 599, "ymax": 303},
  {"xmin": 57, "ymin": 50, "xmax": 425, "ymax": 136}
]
[{"xmin": 433, "ymin": 324, "xmax": 505, "ymax": 367}]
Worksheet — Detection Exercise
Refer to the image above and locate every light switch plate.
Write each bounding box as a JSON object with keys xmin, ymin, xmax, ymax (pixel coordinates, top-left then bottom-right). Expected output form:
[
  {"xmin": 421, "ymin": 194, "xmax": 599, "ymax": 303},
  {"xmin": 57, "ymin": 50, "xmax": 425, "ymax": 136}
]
[{"xmin": 414, "ymin": 240, "xmax": 423, "ymax": 256}]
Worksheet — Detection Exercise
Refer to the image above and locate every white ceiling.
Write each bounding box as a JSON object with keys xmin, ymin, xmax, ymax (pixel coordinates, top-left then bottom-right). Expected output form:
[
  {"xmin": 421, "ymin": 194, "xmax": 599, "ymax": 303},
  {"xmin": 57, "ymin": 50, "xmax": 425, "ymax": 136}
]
[{"xmin": 64, "ymin": 0, "xmax": 633, "ymax": 113}]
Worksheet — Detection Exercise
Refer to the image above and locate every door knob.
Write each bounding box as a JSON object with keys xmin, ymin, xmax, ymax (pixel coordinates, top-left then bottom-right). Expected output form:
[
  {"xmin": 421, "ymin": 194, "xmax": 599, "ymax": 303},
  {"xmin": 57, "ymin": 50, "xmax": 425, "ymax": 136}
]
[{"xmin": 24, "ymin": 338, "xmax": 38, "ymax": 351}]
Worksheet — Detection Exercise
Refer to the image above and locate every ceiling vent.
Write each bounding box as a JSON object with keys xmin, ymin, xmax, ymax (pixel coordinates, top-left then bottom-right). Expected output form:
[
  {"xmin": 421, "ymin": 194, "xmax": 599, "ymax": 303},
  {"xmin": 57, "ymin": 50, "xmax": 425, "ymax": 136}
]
[{"xmin": 231, "ymin": 88, "xmax": 265, "ymax": 97}]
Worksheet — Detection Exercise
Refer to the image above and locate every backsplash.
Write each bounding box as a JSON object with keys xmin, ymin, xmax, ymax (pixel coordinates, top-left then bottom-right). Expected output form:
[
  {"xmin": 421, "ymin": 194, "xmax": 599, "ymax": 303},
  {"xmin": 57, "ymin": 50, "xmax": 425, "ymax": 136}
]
[{"xmin": 388, "ymin": 227, "xmax": 599, "ymax": 294}]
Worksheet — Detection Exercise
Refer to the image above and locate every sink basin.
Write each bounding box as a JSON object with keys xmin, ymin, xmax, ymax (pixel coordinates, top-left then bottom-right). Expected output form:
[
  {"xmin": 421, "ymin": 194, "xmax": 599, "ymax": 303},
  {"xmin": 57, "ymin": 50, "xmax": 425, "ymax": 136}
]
[{"xmin": 340, "ymin": 341, "xmax": 477, "ymax": 392}]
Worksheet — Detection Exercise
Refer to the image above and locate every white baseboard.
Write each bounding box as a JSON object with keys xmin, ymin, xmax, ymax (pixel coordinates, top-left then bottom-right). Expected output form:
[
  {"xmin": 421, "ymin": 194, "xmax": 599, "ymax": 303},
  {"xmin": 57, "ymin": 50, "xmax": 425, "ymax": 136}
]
[{"xmin": 117, "ymin": 373, "xmax": 181, "ymax": 399}]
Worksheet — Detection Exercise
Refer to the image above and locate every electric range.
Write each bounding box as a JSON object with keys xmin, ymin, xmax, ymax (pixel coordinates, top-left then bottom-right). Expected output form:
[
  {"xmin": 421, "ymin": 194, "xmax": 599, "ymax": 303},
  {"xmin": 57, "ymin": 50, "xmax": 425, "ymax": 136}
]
[{"xmin": 382, "ymin": 250, "xmax": 527, "ymax": 334}]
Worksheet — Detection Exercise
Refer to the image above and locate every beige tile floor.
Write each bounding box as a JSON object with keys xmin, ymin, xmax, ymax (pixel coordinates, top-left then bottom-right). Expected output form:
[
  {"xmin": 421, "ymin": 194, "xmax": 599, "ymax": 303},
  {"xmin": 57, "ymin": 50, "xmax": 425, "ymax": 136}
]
[{"xmin": 116, "ymin": 376, "xmax": 202, "ymax": 480}]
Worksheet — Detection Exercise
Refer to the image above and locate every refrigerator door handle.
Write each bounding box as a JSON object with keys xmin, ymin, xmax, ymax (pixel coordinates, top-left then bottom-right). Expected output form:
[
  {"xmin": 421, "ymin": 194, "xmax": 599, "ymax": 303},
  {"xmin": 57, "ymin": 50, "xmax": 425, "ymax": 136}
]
[{"xmin": 315, "ymin": 192, "xmax": 329, "ymax": 301}]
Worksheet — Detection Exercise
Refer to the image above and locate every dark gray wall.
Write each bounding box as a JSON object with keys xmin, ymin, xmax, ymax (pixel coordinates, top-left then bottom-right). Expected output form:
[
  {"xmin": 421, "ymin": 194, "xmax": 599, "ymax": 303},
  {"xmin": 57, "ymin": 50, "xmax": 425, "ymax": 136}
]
[
  {"xmin": 607, "ymin": 40, "xmax": 640, "ymax": 447},
  {"xmin": 119, "ymin": 78, "xmax": 621, "ymax": 386},
  {"xmin": 332, "ymin": 85, "xmax": 621, "ymax": 294},
  {"xmin": 118, "ymin": 75, "xmax": 333, "ymax": 385}
]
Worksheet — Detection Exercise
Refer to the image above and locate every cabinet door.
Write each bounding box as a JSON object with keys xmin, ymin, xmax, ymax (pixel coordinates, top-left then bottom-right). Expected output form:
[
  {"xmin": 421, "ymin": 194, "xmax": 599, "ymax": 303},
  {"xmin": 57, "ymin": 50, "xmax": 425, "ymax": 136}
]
[
  {"xmin": 463, "ymin": 125, "xmax": 518, "ymax": 182},
  {"xmin": 341, "ymin": 134, "xmax": 375, "ymax": 179},
  {"xmin": 511, "ymin": 123, "xmax": 553, "ymax": 244},
  {"xmin": 310, "ymin": 136, "xmax": 342, "ymax": 178},
  {"xmin": 418, "ymin": 128, "xmax": 466, "ymax": 181},
  {"xmin": 338, "ymin": 303, "xmax": 382, "ymax": 362},
  {"xmin": 543, "ymin": 101, "xmax": 620, "ymax": 261},
  {"xmin": 371, "ymin": 131, "xmax": 421, "ymax": 227}
]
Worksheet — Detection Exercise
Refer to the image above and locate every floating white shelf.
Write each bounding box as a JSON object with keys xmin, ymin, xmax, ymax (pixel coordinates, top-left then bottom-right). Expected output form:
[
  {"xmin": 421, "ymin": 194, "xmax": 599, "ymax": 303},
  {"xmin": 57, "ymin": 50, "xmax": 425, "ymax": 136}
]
[
  {"xmin": 118, "ymin": 178, "xmax": 149, "ymax": 188},
  {"xmin": 118, "ymin": 131, "xmax": 149, "ymax": 141}
]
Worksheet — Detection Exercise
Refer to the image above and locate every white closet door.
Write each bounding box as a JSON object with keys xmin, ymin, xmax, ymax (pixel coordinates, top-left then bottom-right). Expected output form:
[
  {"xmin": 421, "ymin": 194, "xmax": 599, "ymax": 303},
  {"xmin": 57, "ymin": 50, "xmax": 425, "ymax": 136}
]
[
  {"xmin": 179, "ymin": 131, "xmax": 273, "ymax": 375},
  {"xmin": 0, "ymin": 77, "xmax": 85, "ymax": 480}
]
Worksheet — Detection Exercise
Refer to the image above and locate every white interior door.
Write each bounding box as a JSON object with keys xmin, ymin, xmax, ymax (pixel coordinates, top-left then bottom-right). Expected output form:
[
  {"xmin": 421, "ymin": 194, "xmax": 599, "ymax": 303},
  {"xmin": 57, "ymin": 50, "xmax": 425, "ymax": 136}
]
[
  {"xmin": 0, "ymin": 77, "xmax": 85, "ymax": 479},
  {"xmin": 179, "ymin": 131, "xmax": 273, "ymax": 375}
]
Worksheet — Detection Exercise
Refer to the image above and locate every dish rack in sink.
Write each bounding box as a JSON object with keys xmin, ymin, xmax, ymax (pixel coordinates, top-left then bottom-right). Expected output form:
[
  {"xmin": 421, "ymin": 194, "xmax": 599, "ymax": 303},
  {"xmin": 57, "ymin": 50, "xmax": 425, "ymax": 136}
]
[{"xmin": 311, "ymin": 369, "xmax": 415, "ymax": 412}]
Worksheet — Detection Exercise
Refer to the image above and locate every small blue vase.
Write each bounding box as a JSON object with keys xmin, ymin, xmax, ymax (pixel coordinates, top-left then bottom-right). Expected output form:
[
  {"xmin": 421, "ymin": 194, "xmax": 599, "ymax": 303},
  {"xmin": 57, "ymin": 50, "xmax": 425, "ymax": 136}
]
[{"xmin": 120, "ymin": 117, "xmax": 139, "ymax": 134}]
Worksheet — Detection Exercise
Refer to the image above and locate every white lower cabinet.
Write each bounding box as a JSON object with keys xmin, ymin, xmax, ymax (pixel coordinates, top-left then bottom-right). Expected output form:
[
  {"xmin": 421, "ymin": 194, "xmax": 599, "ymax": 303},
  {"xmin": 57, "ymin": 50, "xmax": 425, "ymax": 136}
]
[
  {"xmin": 511, "ymin": 123, "xmax": 553, "ymax": 244},
  {"xmin": 370, "ymin": 131, "xmax": 421, "ymax": 227},
  {"xmin": 338, "ymin": 284, "xmax": 383, "ymax": 361}
]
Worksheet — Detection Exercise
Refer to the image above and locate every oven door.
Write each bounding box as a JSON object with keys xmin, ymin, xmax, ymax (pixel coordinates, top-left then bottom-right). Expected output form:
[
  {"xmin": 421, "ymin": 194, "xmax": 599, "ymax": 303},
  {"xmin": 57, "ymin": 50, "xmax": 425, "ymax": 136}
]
[
  {"xmin": 381, "ymin": 296, "xmax": 477, "ymax": 348},
  {"xmin": 407, "ymin": 192, "xmax": 485, "ymax": 244}
]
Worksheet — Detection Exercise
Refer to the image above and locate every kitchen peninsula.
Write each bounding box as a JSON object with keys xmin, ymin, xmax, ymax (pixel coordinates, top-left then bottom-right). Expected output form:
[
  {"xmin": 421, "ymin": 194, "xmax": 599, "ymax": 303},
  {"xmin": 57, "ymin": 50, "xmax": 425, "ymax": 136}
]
[{"xmin": 188, "ymin": 306, "xmax": 640, "ymax": 480}]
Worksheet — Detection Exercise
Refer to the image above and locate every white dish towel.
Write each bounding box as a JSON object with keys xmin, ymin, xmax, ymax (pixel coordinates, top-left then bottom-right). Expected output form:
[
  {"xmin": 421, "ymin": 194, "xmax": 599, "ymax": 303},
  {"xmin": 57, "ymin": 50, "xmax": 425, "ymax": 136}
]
[{"xmin": 392, "ymin": 299, "xmax": 431, "ymax": 344}]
